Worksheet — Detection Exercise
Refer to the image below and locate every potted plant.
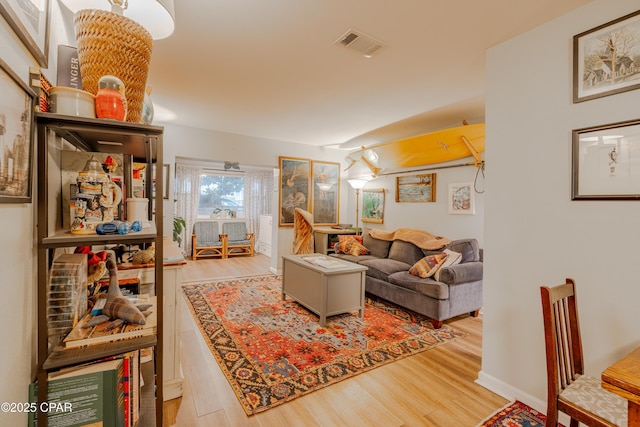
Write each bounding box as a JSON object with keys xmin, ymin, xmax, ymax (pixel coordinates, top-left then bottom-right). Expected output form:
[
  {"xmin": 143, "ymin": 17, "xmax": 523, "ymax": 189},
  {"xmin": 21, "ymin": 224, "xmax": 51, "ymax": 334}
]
[{"xmin": 173, "ymin": 216, "xmax": 186, "ymax": 247}]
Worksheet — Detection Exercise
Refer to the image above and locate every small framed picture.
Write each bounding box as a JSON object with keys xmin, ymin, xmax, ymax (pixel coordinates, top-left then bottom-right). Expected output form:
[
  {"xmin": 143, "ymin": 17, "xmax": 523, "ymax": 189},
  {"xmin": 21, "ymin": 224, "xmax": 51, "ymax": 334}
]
[
  {"xmin": 572, "ymin": 119, "xmax": 640, "ymax": 200},
  {"xmin": 573, "ymin": 9, "xmax": 640, "ymax": 102},
  {"xmin": 448, "ymin": 182, "xmax": 475, "ymax": 215},
  {"xmin": 362, "ymin": 189, "xmax": 385, "ymax": 223},
  {"xmin": 163, "ymin": 164, "xmax": 170, "ymax": 199},
  {"xmin": 0, "ymin": 59, "xmax": 36, "ymax": 203},
  {"xmin": 395, "ymin": 174, "xmax": 436, "ymax": 202}
]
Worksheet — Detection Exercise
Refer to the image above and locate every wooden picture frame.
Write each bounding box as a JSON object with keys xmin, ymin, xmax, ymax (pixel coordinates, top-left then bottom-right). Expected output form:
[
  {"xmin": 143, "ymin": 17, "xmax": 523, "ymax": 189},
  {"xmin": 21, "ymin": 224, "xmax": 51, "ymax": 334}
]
[
  {"xmin": 572, "ymin": 119, "xmax": 640, "ymax": 200},
  {"xmin": 362, "ymin": 189, "xmax": 385, "ymax": 223},
  {"xmin": 0, "ymin": 59, "xmax": 36, "ymax": 203},
  {"xmin": 0, "ymin": 0, "xmax": 51, "ymax": 67},
  {"xmin": 448, "ymin": 182, "xmax": 475, "ymax": 215},
  {"xmin": 279, "ymin": 156, "xmax": 311, "ymax": 226},
  {"xmin": 395, "ymin": 174, "xmax": 436, "ymax": 202},
  {"xmin": 311, "ymin": 161, "xmax": 339, "ymax": 225},
  {"xmin": 573, "ymin": 9, "xmax": 640, "ymax": 103},
  {"xmin": 163, "ymin": 164, "xmax": 170, "ymax": 199}
]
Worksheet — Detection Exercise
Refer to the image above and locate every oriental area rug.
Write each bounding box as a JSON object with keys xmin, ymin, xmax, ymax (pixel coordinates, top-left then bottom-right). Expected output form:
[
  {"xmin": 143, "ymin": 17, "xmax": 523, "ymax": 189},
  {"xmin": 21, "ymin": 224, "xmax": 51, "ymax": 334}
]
[
  {"xmin": 477, "ymin": 400, "xmax": 564, "ymax": 427},
  {"xmin": 182, "ymin": 274, "xmax": 465, "ymax": 415}
]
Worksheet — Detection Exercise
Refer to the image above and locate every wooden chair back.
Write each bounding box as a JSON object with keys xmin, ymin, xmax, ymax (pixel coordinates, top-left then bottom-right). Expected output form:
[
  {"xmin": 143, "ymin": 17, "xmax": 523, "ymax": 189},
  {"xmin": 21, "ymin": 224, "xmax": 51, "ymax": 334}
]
[{"xmin": 540, "ymin": 279, "xmax": 624, "ymax": 427}]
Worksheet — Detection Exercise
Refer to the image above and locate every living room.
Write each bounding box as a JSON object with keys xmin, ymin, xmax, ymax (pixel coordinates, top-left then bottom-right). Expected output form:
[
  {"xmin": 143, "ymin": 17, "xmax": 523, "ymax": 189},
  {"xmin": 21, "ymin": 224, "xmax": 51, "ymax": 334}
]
[{"xmin": 2, "ymin": 0, "xmax": 640, "ymax": 426}]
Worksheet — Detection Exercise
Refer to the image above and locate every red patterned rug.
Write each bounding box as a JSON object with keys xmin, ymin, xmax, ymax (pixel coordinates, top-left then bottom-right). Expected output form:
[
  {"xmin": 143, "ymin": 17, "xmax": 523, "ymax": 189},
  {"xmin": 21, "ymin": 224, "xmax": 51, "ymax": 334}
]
[
  {"xmin": 182, "ymin": 274, "xmax": 465, "ymax": 415},
  {"xmin": 478, "ymin": 400, "xmax": 564, "ymax": 427}
]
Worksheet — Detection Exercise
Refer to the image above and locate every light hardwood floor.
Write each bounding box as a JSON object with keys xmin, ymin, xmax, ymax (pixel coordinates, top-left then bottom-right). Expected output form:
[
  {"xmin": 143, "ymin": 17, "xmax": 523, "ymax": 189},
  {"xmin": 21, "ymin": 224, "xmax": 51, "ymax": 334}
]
[{"xmin": 163, "ymin": 254, "xmax": 507, "ymax": 426}]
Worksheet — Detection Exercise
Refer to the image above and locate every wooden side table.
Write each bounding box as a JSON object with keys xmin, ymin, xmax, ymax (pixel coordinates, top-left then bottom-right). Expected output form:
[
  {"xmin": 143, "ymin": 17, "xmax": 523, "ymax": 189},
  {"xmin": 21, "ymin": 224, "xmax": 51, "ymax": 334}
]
[{"xmin": 313, "ymin": 227, "xmax": 357, "ymax": 255}]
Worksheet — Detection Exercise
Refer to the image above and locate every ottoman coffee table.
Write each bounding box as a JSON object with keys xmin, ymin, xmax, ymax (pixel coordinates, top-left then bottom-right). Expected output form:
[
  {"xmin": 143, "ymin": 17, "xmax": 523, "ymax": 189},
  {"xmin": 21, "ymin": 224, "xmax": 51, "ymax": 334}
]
[{"xmin": 281, "ymin": 254, "xmax": 368, "ymax": 326}]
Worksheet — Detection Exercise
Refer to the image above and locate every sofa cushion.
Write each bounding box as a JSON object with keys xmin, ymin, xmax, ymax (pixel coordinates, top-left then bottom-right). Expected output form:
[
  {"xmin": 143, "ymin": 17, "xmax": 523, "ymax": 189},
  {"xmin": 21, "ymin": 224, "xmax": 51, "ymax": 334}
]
[
  {"xmin": 434, "ymin": 249, "xmax": 462, "ymax": 281},
  {"xmin": 409, "ymin": 253, "xmax": 448, "ymax": 278},
  {"xmin": 445, "ymin": 239, "xmax": 480, "ymax": 262},
  {"xmin": 363, "ymin": 230, "xmax": 392, "ymax": 258},
  {"xmin": 359, "ymin": 258, "xmax": 411, "ymax": 282},
  {"xmin": 388, "ymin": 272, "xmax": 449, "ymax": 300},
  {"xmin": 388, "ymin": 240, "xmax": 424, "ymax": 265}
]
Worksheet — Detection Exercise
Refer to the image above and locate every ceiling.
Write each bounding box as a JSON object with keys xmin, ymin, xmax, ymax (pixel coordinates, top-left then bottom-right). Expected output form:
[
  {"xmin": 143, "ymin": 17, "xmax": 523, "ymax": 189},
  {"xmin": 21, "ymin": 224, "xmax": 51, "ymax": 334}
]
[{"xmin": 148, "ymin": 0, "xmax": 592, "ymax": 148}]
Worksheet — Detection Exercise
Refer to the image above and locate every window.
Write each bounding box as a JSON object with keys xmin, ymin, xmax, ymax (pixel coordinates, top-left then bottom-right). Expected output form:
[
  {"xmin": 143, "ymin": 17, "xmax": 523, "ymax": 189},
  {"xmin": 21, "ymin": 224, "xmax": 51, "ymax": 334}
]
[{"xmin": 198, "ymin": 173, "xmax": 244, "ymax": 218}]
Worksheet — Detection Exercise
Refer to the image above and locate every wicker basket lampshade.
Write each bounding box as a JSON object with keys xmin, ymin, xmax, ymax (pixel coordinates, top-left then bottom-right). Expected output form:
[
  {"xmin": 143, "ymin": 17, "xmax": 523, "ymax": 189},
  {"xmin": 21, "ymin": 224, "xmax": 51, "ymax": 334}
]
[{"xmin": 74, "ymin": 9, "xmax": 153, "ymax": 124}]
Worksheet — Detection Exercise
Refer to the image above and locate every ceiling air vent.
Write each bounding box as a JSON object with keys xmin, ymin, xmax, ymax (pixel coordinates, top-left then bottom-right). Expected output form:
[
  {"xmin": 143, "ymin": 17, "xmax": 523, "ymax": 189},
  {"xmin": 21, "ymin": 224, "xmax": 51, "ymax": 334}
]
[{"xmin": 335, "ymin": 28, "xmax": 386, "ymax": 58}]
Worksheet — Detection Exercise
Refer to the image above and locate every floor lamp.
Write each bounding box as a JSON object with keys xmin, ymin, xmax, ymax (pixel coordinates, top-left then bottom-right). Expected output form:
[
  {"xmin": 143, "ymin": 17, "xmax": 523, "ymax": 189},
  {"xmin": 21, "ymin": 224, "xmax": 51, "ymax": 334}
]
[{"xmin": 348, "ymin": 179, "xmax": 368, "ymax": 236}]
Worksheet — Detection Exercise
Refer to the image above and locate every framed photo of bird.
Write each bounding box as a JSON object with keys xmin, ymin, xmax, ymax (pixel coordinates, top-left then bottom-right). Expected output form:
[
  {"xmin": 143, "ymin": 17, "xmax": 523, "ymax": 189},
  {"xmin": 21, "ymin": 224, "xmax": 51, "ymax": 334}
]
[
  {"xmin": 362, "ymin": 189, "xmax": 385, "ymax": 224},
  {"xmin": 572, "ymin": 118, "xmax": 640, "ymax": 200},
  {"xmin": 279, "ymin": 156, "xmax": 311, "ymax": 226},
  {"xmin": 311, "ymin": 161, "xmax": 340, "ymax": 225}
]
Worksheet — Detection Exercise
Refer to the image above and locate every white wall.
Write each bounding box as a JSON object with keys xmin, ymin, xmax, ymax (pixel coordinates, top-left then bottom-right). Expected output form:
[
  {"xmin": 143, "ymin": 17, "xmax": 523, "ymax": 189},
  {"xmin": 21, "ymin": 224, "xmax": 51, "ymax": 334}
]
[
  {"xmin": 480, "ymin": 0, "xmax": 640, "ymax": 411},
  {"xmin": 158, "ymin": 122, "xmax": 347, "ymax": 271},
  {"xmin": 0, "ymin": 2, "xmax": 68, "ymax": 425},
  {"xmin": 360, "ymin": 165, "xmax": 485, "ymax": 246},
  {"xmin": 160, "ymin": 121, "xmax": 487, "ymax": 271}
]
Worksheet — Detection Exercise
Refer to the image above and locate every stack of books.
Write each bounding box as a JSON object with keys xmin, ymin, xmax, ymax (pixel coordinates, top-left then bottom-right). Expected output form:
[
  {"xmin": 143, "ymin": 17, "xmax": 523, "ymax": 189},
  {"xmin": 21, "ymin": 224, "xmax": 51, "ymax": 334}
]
[{"xmin": 29, "ymin": 351, "xmax": 141, "ymax": 427}]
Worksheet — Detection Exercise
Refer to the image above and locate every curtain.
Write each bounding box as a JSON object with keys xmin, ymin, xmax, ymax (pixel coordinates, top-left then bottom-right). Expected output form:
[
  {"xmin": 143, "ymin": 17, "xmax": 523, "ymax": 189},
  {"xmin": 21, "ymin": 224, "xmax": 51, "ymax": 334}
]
[
  {"xmin": 175, "ymin": 164, "xmax": 202, "ymax": 256},
  {"xmin": 244, "ymin": 170, "xmax": 273, "ymax": 244}
]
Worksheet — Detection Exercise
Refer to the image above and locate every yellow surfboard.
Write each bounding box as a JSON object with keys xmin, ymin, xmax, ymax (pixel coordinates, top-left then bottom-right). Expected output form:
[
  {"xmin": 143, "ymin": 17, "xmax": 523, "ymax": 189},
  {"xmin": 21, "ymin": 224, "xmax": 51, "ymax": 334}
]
[{"xmin": 346, "ymin": 123, "xmax": 485, "ymax": 174}]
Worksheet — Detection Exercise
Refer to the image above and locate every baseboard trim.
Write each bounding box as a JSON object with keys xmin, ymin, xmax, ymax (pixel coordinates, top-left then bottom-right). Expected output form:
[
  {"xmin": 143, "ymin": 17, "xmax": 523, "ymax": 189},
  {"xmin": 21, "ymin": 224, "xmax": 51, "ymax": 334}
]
[{"xmin": 269, "ymin": 266, "xmax": 281, "ymax": 275}]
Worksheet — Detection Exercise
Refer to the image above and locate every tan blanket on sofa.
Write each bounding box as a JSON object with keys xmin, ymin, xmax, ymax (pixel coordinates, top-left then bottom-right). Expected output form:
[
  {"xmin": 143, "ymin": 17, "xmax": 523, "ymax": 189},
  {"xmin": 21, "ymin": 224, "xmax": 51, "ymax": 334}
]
[{"xmin": 369, "ymin": 228, "xmax": 450, "ymax": 250}]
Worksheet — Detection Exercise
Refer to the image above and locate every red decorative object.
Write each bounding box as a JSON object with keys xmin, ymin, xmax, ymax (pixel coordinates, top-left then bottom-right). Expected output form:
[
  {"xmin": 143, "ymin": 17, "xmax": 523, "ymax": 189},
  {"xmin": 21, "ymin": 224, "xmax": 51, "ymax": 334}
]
[{"xmin": 95, "ymin": 88, "xmax": 126, "ymax": 121}]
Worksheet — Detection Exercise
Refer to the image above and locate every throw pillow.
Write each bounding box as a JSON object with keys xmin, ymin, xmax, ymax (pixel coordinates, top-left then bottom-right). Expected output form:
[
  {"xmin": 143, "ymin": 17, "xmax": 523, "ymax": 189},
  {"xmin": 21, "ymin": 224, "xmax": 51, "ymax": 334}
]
[
  {"xmin": 338, "ymin": 235, "xmax": 363, "ymax": 244},
  {"xmin": 334, "ymin": 239, "xmax": 369, "ymax": 256},
  {"xmin": 434, "ymin": 249, "xmax": 462, "ymax": 281},
  {"xmin": 409, "ymin": 252, "xmax": 448, "ymax": 278}
]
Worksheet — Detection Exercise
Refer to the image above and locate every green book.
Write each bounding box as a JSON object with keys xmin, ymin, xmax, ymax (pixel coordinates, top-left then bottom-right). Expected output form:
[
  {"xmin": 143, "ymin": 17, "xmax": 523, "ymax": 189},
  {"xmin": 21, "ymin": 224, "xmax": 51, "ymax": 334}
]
[{"xmin": 29, "ymin": 358, "xmax": 125, "ymax": 427}]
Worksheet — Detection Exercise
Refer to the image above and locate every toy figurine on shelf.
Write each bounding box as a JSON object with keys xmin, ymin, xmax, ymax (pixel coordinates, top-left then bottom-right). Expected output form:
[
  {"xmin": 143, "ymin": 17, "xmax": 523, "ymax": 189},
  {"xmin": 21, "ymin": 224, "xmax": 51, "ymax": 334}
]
[{"xmin": 71, "ymin": 156, "xmax": 122, "ymax": 234}]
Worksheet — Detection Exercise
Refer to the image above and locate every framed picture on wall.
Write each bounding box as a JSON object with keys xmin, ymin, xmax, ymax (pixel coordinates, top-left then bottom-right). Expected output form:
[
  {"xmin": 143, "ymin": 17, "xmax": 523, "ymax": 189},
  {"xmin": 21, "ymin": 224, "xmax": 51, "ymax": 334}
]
[
  {"xmin": 448, "ymin": 182, "xmax": 475, "ymax": 215},
  {"xmin": 362, "ymin": 189, "xmax": 385, "ymax": 223},
  {"xmin": 311, "ymin": 161, "xmax": 339, "ymax": 225},
  {"xmin": 572, "ymin": 118, "xmax": 640, "ymax": 200},
  {"xmin": 0, "ymin": 59, "xmax": 36, "ymax": 203},
  {"xmin": 395, "ymin": 174, "xmax": 436, "ymax": 202},
  {"xmin": 0, "ymin": 0, "xmax": 51, "ymax": 67},
  {"xmin": 573, "ymin": 9, "xmax": 640, "ymax": 103},
  {"xmin": 278, "ymin": 156, "xmax": 311, "ymax": 226}
]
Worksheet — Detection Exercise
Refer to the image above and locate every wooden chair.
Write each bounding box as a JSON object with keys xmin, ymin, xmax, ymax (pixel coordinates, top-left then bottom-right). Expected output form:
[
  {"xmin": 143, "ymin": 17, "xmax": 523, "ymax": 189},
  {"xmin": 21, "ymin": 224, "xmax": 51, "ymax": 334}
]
[
  {"xmin": 192, "ymin": 221, "xmax": 226, "ymax": 260},
  {"xmin": 221, "ymin": 222, "xmax": 254, "ymax": 257},
  {"xmin": 540, "ymin": 279, "xmax": 627, "ymax": 427}
]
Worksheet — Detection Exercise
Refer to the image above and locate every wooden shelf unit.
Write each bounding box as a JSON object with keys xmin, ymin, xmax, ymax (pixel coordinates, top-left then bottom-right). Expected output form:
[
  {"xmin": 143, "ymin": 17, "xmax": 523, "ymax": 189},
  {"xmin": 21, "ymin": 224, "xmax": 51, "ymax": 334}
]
[
  {"xmin": 313, "ymin": 227, "xmax": 357, "ymax": 255},
  {"xmin": 35, "ymin": 113, "xmax": 164, "ymax": 427}
]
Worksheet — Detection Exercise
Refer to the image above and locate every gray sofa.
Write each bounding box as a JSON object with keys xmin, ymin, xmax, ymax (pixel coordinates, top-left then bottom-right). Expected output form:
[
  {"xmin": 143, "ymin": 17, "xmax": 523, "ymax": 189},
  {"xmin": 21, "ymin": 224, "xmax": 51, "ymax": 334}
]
[{"xmin": 330, "ymin": 230, "xmax": 483, "ymax": 328}]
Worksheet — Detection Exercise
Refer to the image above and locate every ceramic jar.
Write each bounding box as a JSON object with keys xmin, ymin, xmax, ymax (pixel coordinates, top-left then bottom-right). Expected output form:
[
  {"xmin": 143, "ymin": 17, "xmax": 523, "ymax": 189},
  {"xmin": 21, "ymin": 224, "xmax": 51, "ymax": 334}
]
[{"xmin": 95, "ymin": 75, "xmax": 127, "ymax": 121}]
